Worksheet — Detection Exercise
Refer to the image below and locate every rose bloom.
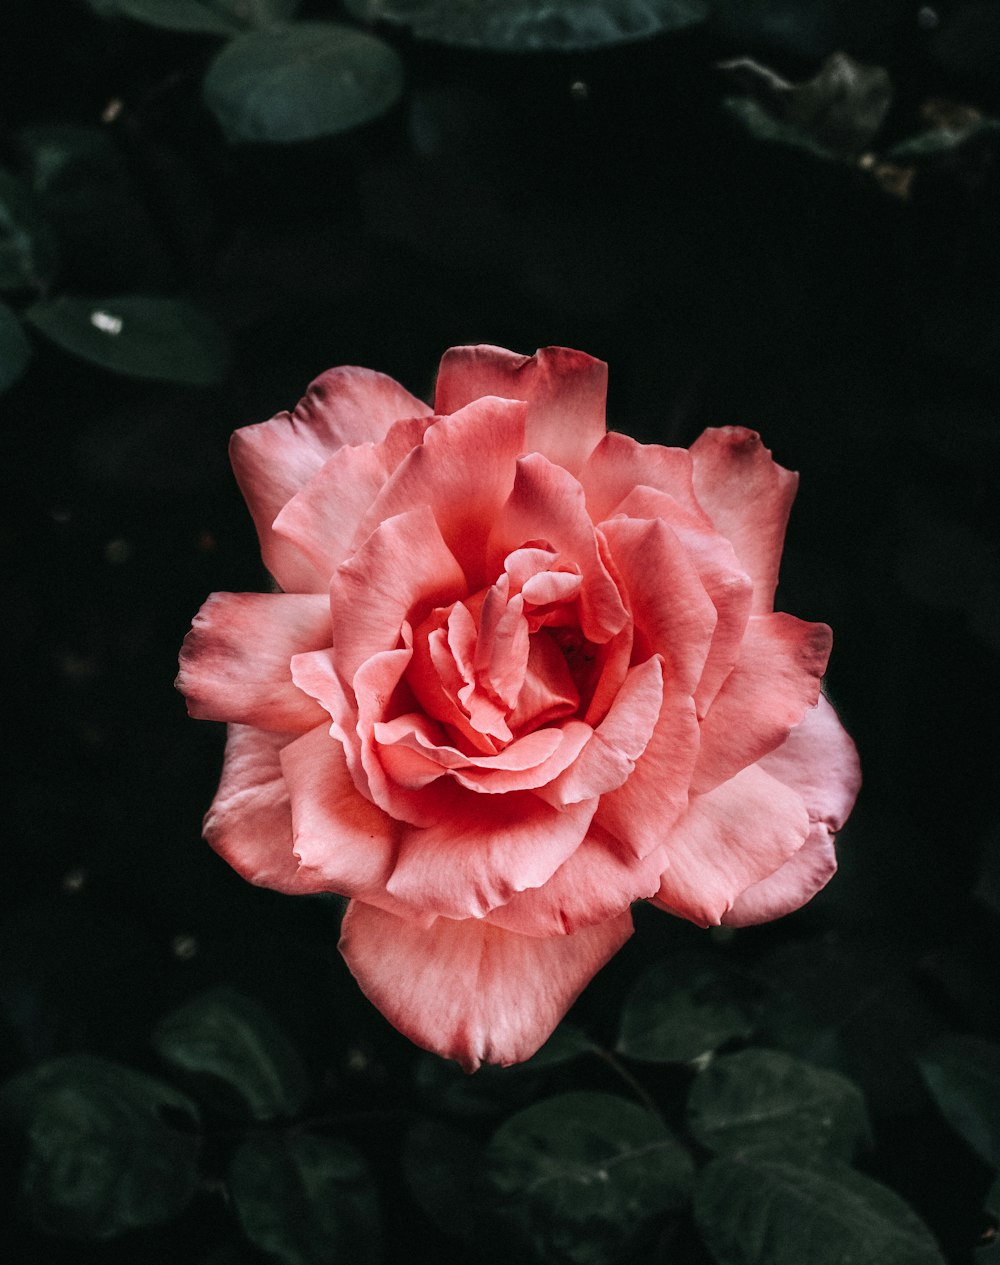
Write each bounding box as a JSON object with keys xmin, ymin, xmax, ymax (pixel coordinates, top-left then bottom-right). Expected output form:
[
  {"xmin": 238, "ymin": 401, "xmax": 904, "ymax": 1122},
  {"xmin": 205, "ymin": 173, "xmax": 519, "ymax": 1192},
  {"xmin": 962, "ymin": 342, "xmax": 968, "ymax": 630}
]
[{"xmin": 178, "ymin": 345, "xmax": 860, "ymax": 1070}]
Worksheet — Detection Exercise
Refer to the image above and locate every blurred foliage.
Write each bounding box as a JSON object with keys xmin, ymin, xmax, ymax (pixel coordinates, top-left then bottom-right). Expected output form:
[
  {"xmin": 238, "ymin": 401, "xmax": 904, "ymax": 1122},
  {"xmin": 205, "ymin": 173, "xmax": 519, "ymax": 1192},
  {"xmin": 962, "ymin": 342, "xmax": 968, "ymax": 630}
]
[{"xmin": 2, "ymin": 0, "xmax": 999, "ymax": 1261}]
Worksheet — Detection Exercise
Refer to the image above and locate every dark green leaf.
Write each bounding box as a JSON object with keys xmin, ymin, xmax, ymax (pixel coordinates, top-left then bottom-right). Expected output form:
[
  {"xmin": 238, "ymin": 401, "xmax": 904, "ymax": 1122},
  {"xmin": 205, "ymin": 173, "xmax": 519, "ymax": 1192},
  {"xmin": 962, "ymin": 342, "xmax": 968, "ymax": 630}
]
[
  {"xmin": 708, "ymin": 0, "xmax": 908, "ymax": 60},
  {"xmin": 520, "ymin": 1020, "xmax": 594, "ymax": 1070},
  {"xmin": 0, "ymin": 170, "xmax": 58, "ymax": 293},
  {"xmin": 85, "ymin": 0, "xmax": 300, "ymax": 36},
  {"xmin": 344, "ymin": 0, "xmax": 708, "ymax": 51},
  {"xmin": 887, "ymin": 119, "xmax": 1000, "ymax": 163},
  {"xmin": 687, "ymin": 1048, "xmax": 871, "ymax": 1161},
  {"xmin": 0, "ymin": 301, "xmax": 31, "ymax": 393},
  {"xmin": 203, "ymin": 22, "xmax": 404, "ymax": 144},
  {"xmin": 918, "ymin": 1036, "xmax": 1000, "ymax": 1167},
  {"xmin": 617, "ymin": 953, "xmax": 754, "ymax": 1064},
  {"xmin": 402, "ymin": 1120, "xmax": 481, "ymax": 1244},
  {"xmin": 0, "ymin": 1054, "xmax": 201, "ymax": 1239},
  {"xmin": 485, "ymin": 1091, "xmax": 693, "ymax": 1265},
  {"xmin": 25, "ymin": 294, "xmax": 229, "ymax": 385},
  {"xmin": 229, "ymin": 1133, "xmax": 382, "ymax": 1265},
  {"xmin": 695, "ymin": 1151, "xmax": 946, "ymax": 1265},
  {"xmin": 153, "ymin": 986, "xmax": 309, "ymax": 1122}
]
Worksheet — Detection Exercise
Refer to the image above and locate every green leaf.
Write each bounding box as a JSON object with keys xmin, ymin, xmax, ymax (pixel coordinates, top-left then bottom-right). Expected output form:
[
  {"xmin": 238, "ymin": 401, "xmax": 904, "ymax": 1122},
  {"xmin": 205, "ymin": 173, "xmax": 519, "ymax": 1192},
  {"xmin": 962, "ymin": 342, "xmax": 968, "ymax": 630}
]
[
  {"xmin": 520, "ymin": 1020, "xmax": 594, "ymax": 1070},
  {"xmin": 0, "ymin": 169, "xmax": 58, "ymax": 293},
  {"xmin": 687, "ymin": 1048, "xmax": 871, "ymax": 1161},
  {"xmin": 0, "ymin": 301, "xmax": 31, "ymax": 393},
  {"xmin": 0, "ymin": 1054, "xmax": 201, "ymax": 1239},
  {"xmin": 25, "ymin": 294, "xmax": 229, "ymax": 385},
  {"xmin": 887, "ymin": 119, "xmax": 1000, "ymax": 163},
  {"xmin": 695, "ymin": 1151, "xmax": 946, "ymax": 1265},
  {"xmin": 203, "ymin": 22, "xmax": 403, "ymax": 144},
  {"xmin": 344, "ymin": 0, "xmax": 709, "ymax": 51},
  {"xmin": 485, "ymin": 1091, "xmax": 693, "ymax": 1265},
  {"xmin": 617, "ymin": 952, "xmax": 754, "ymax": 1064},
  {"xmin": 229, "ymin": 1133, "xmax": 382, "ymax": 1265},
  {"xmin": 85, "ymin": 0, "xmax": 300, "ymax": 37},
  {"xmin": 918, "ymin": 1035, "xmax": 1000, "ymax": 1167},
  {"xmin": 402, "ymin": 1120, "xmax": 481, "ymax": 1245},
  {"xmin": 152, "ymin": 986, "xmax": 309, "ymax": 1122}
]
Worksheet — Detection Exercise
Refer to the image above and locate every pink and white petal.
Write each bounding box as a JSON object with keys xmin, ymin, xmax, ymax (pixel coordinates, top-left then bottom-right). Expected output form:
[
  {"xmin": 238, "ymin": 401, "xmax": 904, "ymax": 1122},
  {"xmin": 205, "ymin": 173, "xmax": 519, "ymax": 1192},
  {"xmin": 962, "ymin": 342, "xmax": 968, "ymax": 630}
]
[
  {"xmin": 328, "ymin": 505, "xmax": 467, "ymax": 689},
  {"xmin": 339, "ymin": 901, "xmax": 632, "ymax": 1069},
  {"xmin": 652, "ymin": 763, "xmax": 810, "ymax": 926},
  {"xmin": 692, "ymin": 613, "xmax": 832, "ymax": 795},
  {"xmin": 386, "ymin": 790, "xmax": 597, "ymax": 921},
  {"xmin": 488, "ymin": 454, "xmax": 628, "ymax": 644},
  {"xmin": 721, "ymin": 822, "xmax": 837, "ymax": 927},
  {"xmin": 538, "ymin": 656, "xmax": 664, "ymax": 808},
  {"xmin": 579, "ymin": 430, "xmax": 704, "ymax": 522},
  {"xmin": 230, "ymin": 368, "xmax": 431, "ymax": 592},
  {"xmin": 354, "ymin": 396, "xmax": 527, "ymax": 589},
  {"xmin": 487, "ymin": 825, "xmax": 667, "ymax": 937},
  {"xmin": 689, "ymin": 427, "xmax": 799, "ymax": 614},
  {"xmin": 434, "ymin": 344, "xmax": 608, "ymax": 476},
  {"xmin": 203, "ymin": 724, "xmax": 318, "ymax": 895},
  {"xmin": 757, "ymin": 694, "xmax": 861, "ymax": 831},
  {"xmin": 178, "ymin": 592, "xmax": 331, "ymax": 733}
]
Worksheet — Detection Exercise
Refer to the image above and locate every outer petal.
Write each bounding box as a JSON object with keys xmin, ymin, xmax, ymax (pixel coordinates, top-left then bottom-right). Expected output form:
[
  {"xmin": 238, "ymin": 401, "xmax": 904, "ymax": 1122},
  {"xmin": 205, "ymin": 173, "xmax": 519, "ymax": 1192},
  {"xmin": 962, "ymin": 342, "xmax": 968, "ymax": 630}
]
[
  {"xmin": 689, "ymin": 426, "xmax": 798, "ymax": 614},
  {"xmin": 578, "ymin": 430, "xmax": 704, "ymax": 522},
  {"xmin": 203, "ymin": 724, "xmax": 319, "ymax": 894},
  {"xmin": 691, "ymin": 613, "xmax": 832, "ymax": 795},
  {"xmin": 721, "ymin": 824, "xmax": 837, "ymax": 927},
  {"xmin": 653, "ymin": 763, "xmax": 810, "ymax": 926},
  {"xmin": 339, "ymin": 901, "xmax": 632, "ymax": 1070},
  {"xmin": 177, "ymin": 592, "xmax": 331, "ymax": 733},
  {"xmin": 434, "ymin": 344, "xmax": 608, "ymax": 476},
  {"xmin": 230, "ymin": 367, "xmax": 431, "ymax": 592}
]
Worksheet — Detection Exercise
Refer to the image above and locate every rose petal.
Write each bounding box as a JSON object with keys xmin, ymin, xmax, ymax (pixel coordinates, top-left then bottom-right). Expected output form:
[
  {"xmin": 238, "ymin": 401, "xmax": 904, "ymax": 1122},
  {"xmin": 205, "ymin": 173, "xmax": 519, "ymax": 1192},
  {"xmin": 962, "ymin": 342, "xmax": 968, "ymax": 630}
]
[
  {"xmin": 690, "ymin": 426, "xmax": 798, "ymax": 615},
  {"xmin": 579, "ymin": 430, "xmax": 704, "ymax": 522},
  {"xmin": 177, "ymin": 592, "xmax": 331, "ymax": 733},
  {"xmin": 721, "ymin": 823, "xmax": 837, "ymax": 927},
  {"xmin": 757, "ymin": 694, "xmax": 862, "ymax": 831},
  {"xmin": 230, "ymin": 367, "xmax": 431, "ymax": 592},
  {"xmin": 339, "ymin": 901, "xmax": 632, "ymax": 1069},
  {"xmin": 434, "ymin": 344, "xmax": 608, "ymax": 475}
]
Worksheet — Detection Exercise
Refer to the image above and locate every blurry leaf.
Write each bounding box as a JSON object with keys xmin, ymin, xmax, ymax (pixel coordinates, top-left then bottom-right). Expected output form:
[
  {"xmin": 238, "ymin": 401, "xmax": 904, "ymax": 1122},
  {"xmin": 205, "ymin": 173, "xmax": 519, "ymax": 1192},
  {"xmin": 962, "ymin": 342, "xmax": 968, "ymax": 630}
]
[
  {"xmin": 708, "ymin": 0, "xmax": 908, "ymax": 60},
  {"xmin": 687, "ymin": 1048, "xmax": 871, "ymax": 1161},
  {"xmin": 521, "ymin": 1020, "xmax": 594, "ymax": 1070},
  {"xmin": 720, "ymin": 52, "xmax": 893, "ymax": 159},
  {"xmin": 402, "ymin": 1120, "xmax": 481, "ymax": 1244},
  {"xmin": 0, "ymin": 301, "xmax": 31, "ymax": 393},
  {"xmin": 887, "ymin": 118, "xmax": 1000, "ymax": 162},
  {"xmin": 918, "ymin": 1036, "xmax": 1000, "ymax": 1167},
  {"xmin": 25, "ymin": 294, "xmax": 229, "ymax": 385},
  {"xmin": 695, "ymin": 1151, "xmax": 946, "ymax": 1265},
  {"xmin": 0, "ymin": 169, "xmax": 58, "ymax": 293},
  {"xmin": 153, "ymin": 986, "xmax": 309, "ymax": 1122},
  {"xmin": 617, "ymin": 952, "xmax": 754, "ymax": 1063},
  {"xmin": 345, "ymin": 0, "xmax": 708, "ymax": 50},
  {"xmin": 203, "ymin": 22, "xmax": 403, "ymax": 144},
  {"xmin": 229, "ymin": 1133, "xmax": 382, "ymax": 1265},
  {"xmin": 0, "ymin": 1054, "xmax": 201, "ymax": 1238},
  {"xmin": 85, "ymin": 0, "xmax": 300, "ymax": 36},
  {"xmin": 485, "ymin": 1091, "xmax": 693, "ymax": 1265}
]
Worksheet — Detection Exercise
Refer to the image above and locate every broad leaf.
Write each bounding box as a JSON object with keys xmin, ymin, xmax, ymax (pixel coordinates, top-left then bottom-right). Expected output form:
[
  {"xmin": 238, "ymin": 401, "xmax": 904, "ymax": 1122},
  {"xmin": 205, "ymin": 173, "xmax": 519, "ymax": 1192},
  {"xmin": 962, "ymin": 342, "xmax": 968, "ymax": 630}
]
[
  {"xmin": 25, "ymin": 294, "xmax": 228, "ymax": 385},
  {"xmin": 695, "ymin": 1151, "xmax": 946, "ymax": 1265},
  {"xmin": 0, "ymin": 170, "xmax": 58, "ymax": 293},
  {"xmin": 203, "ymin": 23, "xmax": 404, "ymax": 144},
  {"xmin": 485, "ymin": 1091, "xmax": 693, "ymax": 1265},
  {"xmin": 402, "ymin": 1120, "xmax": 481, "ymax": 1244},
  {"xmin": 0, "ymin": 301, "xmax": 31, "ymax": 393},
  {"xmin": 0, "ymin": 1054, "xmax": 201, "ymax": 1238},
  {"xmin": 229, "ymin": 1133, "xmax": 382, "ymax": 1265},
  {"xmin": 85, "ymin": 0, "xmax": 300, "ymax": 36},
  {"xmin": 687, "ymin": 1048, "xmax": 870, "ymax": 1161},
  {"xmin": 918, "ymin": 1035, "xmax": 1000, "ymax": 1167},
  {"xmin": 153, "ymin": 986, "xmax": 309, "ymax": 1122}
]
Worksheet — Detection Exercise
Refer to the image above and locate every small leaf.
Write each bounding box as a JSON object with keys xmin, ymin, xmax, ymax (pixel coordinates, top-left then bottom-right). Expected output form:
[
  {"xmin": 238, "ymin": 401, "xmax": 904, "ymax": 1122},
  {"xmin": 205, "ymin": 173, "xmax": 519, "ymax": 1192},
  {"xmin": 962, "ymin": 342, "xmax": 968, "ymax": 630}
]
[
  {"xmin": 918, "ymin": 1035, "xmax": 1000, "ymax": 1167},
  {"xmin": 695, "ymin": 1151, "xmax": 947, "ymax": 1265},
  {"xmin": 153, "ymin": 986, "xmax": 309, "ymax": 1122},
  {"xmin": 617, "ymin": 952, "xmax": 754, "ymax": 1063},
  {"xmin": 85, "ymin": 0, "xmax": 300, "ymax": 36},
  {"xmin": 25, "ymin": 294, "xmax": 228, "ymax": 385},
  {"xmin": 687, "ymin": 1048, "xmax": 871, "ymax": 1161},
  {"xmin": 203, "ymin": 22, "xmax": 404, "ymax": 144},
  {"xmin": 402, "ymin": 1120, "xmax": 481, "ymax": 1244},
  {"xmin": 887, "ymin": 118, "xmax": 1000, "ymax": 162},
  {"xmin": 229, "ymin": 1133, "xmax": 382, "ymax": 1265},
  {"xmin": 0, "ymin": 301, "xmax": 31, "ymax": 393},
  {"xmin": 485, "ymin": 1091, "xmax": 693, "ymax": 1265},
  {"xmin": 0, "ymin": 170, "xmax": 58, "ymax": 293},
  {"xmin": 0, "ymin": 1054, "xmax": 201, "ymax": 1239},
  {"xmin": 344, "ymin": 0, "xmax": 708, "ymax": 51}
]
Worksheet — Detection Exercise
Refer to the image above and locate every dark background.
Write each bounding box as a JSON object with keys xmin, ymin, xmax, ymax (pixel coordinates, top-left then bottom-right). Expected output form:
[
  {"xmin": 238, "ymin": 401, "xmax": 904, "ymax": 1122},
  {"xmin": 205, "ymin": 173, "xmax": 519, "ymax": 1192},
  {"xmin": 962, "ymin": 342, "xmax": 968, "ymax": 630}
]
[{"xmin": 2, "ymin": 2, "xmax": 999, "ymax": 1263}]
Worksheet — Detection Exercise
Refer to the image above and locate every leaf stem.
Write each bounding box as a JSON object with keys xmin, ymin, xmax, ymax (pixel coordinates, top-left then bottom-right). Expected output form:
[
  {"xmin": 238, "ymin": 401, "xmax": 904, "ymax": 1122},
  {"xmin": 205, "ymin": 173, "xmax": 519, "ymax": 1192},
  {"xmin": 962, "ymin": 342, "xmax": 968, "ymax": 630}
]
[{"xmin": 589, "ymin": 1044, "xmax": 662, "ymax": 1118}]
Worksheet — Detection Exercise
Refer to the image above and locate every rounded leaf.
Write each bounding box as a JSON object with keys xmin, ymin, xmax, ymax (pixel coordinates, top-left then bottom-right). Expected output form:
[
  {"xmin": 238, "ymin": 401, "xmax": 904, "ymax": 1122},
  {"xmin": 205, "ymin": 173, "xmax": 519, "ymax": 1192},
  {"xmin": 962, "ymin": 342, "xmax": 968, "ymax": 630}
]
[
  {"xmin": 0, "ymin": 300, "xmax": 31, "ymax": 392},
  {"xmin": 25, "ymin": 294, "xmax": 229, "ymax": 385},
  {"xmin": 918, "ymin": 1035, "xmax": 1000, "ymax": 1168},
  {"xmin": 203, "ymin": 22, "xmax": 404, "ymax": 144},
  {"xmin": 86, "ymin": 0, "xmax": 300, "ymax": 35}
]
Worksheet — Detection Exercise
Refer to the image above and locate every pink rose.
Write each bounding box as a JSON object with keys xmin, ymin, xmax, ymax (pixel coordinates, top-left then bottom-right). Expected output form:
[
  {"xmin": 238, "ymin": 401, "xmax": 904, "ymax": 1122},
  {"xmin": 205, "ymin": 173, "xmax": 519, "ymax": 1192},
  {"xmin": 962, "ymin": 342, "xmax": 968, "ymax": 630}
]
[{"xmin": 178, "ymin": 345, "xmax": 860, "ymax": 1070}]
